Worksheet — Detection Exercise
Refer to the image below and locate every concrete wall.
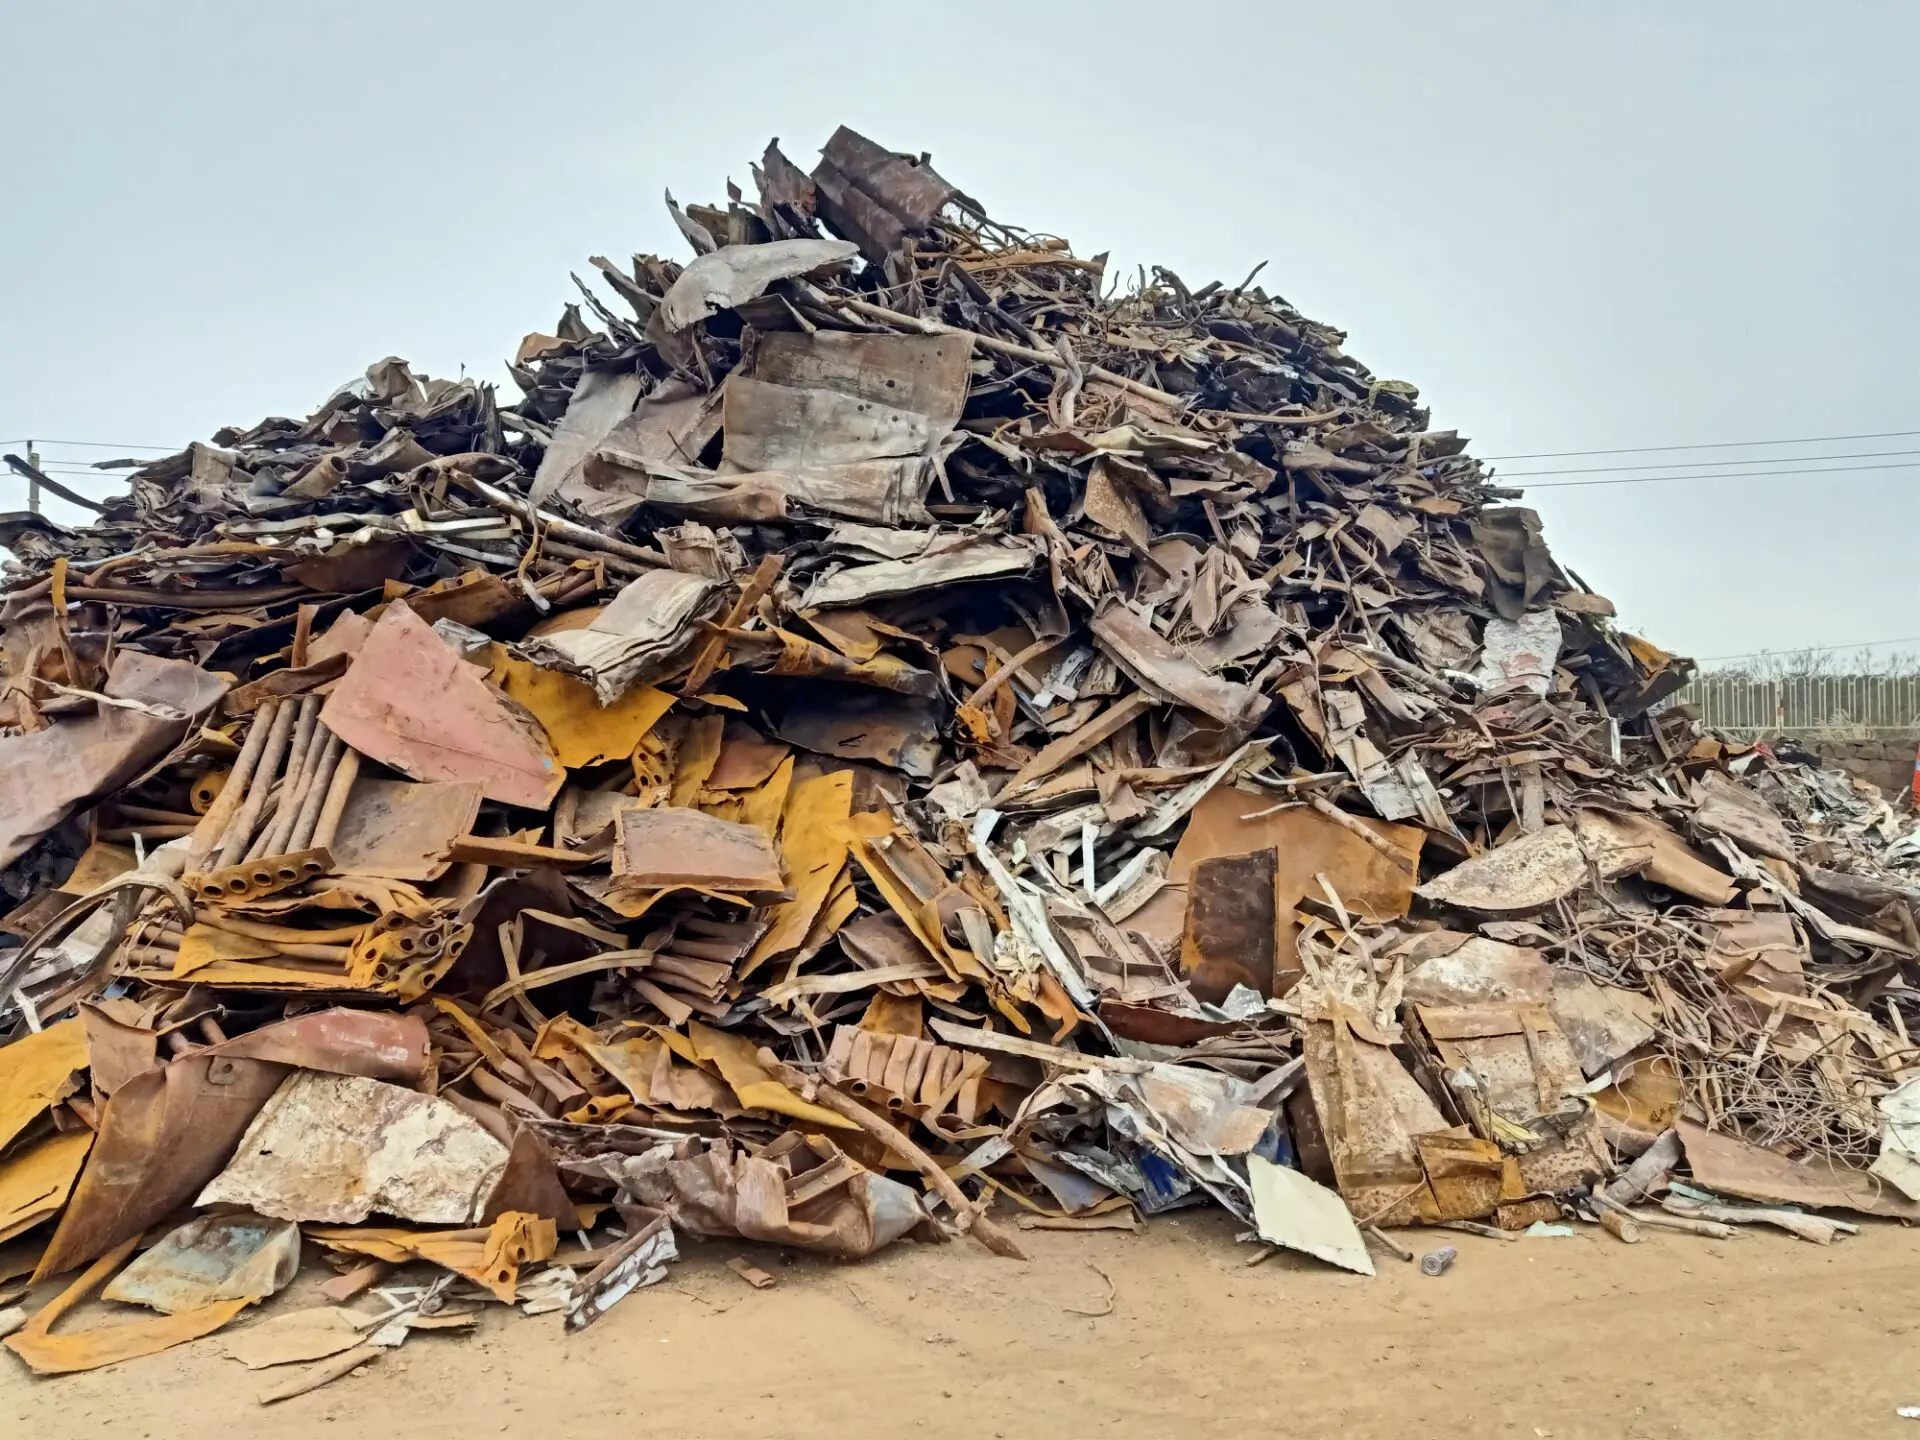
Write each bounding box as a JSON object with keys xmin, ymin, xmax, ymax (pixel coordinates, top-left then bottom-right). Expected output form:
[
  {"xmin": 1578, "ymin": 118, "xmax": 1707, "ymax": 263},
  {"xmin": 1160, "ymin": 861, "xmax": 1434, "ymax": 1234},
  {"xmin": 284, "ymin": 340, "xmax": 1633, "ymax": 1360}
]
[{"xmin": 1790, "ymin": 733, "xmax": 1919, "ymax": 799}]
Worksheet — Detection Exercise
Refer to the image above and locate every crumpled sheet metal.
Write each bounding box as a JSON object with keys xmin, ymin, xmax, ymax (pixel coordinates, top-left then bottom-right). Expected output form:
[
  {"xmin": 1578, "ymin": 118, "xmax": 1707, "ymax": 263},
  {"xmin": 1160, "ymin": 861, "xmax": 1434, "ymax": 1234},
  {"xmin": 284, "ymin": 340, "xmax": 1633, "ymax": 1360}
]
[
  {"xmin": 659, "ymin": 238, "xmax": 860, "ymax": 333},
  {"xmin": 516, "ymin": 569, "xmax": 720, "ymax": 705},
  {"xmin": 0, "ymin": 651, "xmax": 229, "ymax": 868},
  {"xmin": 33, "ymin": 1010, "xmax": 428, "ymax": 1280},
  {"xmin": 1416, "ymin": 823, "xmax": 1640, "ymax": 913},
  {"xmin": 1474, "ymin": 611, "xmax": 1562, "ymax": 696},
  {"xmin": 1677, "ymin": 1119, "xmax": 1920, "ymax": 1220},
  {"xmin": 0, "ymin": 1016, "xmax": 88, "ymax": 1152},
  {"xmin": 0, "ymin": 1128, "xmax": 92, "ymax": 1244},
  {"xmin": 5, "ymin": 1236, "xmax": 252, "ymax": 1376},
  {"xmin": 5, "ymin": 120, "xmax": 1920, "ymax": 1307},
  {"xmin": 199, "ymin": 1071, "xmax": 510, "ymax": 1225},
  {"xmin": 1870, "ymin": 1074, "xmax": 1920, "ymax": 1203},
  {"xmin": 101, "ymin": 1212, "xmax": 300, "ymax": 1313},
  {"xmin": 568, "ymin": 1136, "xmax": 926, "ymax": 1260},
  {"xmin": 306, "ymin": 1210, "xmax": 557, "ymax": 1302},
  {"xmin": 804, "ymin": 537, "xmax": 1040, "ymax": 609},
  {"xmin": 1011, "ymin": 1061, "xmax": 1277, "ymax": 1221}
]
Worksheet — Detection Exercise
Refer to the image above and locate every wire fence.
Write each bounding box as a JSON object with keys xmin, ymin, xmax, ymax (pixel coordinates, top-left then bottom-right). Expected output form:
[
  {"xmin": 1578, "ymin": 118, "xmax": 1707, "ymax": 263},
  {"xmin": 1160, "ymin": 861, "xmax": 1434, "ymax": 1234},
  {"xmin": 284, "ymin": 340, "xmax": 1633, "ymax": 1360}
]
[{"xmin": 1667, "ymin": 673, "xmax": 1920, "ymax": 738}]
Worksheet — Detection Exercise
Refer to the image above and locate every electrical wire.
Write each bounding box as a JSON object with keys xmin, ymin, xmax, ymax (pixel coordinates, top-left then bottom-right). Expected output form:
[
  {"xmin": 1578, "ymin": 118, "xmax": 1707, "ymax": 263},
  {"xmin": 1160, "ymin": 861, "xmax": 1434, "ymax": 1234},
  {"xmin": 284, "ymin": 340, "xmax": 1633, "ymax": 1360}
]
[
  {"xmin": 1698, "ymin": 635, "xmax": 1920, "ymax": 663},
  {"xmin": 0, "ymin": 437, "xmax": 180, "ymax": 451},
  {"xmin": 1497, "ymin": 447, "xmax": 1920, "ymax": 478},
  {"xmin": 1481, "ymin": 429, "xmax": 1920, "ymax": 461},
  {"xmin": 1512, "ymin": 460, "xmax": 1920, "ymax": 490}
]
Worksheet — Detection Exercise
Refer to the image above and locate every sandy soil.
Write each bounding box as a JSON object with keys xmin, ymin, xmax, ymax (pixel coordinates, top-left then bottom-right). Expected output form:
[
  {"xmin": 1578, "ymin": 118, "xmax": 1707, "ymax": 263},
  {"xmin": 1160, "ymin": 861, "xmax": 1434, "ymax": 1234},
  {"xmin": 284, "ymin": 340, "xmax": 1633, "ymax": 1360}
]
[{"xmin": 5, "ymin": 1210, "xmax": 1920, "ymax": 1439}]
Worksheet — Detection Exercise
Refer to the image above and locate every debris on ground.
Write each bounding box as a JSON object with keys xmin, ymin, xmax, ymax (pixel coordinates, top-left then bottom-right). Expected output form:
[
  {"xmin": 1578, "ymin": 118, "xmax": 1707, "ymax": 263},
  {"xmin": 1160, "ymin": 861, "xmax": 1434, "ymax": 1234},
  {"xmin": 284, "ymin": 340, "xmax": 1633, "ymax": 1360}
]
[{"xmin": 6, "ymin": 123, "xmax": 1920, "ymax": 1379}]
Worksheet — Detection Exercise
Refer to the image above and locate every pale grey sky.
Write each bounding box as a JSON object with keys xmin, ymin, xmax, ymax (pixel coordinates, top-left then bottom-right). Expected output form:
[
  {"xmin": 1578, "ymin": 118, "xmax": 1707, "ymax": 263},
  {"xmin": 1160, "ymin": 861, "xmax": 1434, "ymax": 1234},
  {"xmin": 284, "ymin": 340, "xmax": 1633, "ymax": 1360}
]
[{"xmin": 2, "ymin": 1, "xmax": 1914, "ymax": 665}]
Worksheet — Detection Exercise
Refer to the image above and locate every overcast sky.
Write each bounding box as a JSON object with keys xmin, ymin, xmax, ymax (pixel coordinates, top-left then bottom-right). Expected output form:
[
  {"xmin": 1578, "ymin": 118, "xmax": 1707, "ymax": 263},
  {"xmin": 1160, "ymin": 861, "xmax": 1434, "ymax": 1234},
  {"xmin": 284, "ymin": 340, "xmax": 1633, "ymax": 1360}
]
[{"xmin": 2, "ymin": 2, "xmax": 1913, "ymax": 665}]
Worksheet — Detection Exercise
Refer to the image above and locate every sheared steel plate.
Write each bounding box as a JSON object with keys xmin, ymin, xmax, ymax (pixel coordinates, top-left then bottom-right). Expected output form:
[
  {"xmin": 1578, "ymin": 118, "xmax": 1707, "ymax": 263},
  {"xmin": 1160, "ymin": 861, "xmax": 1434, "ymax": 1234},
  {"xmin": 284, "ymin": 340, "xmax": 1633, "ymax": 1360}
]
[
  {"xmin": 321, "ymin": 601, "xmax": 563, "ymax": 809},
  {"xmin": 198, "ymin": 1071, "xmax": 509, "ymax": 1225},
  {"xmin": 102, "ymin": 1212, "xmax": 300, "ymax": 1313}
]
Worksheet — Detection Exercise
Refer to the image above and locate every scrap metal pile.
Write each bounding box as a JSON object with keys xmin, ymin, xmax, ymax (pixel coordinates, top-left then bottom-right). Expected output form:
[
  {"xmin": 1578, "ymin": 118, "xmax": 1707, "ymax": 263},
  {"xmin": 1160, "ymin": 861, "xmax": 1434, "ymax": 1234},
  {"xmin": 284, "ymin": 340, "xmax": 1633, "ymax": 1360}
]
[{"xmin": 5, "ymin": 124, "xmax": 1920, "ymax": 1378}]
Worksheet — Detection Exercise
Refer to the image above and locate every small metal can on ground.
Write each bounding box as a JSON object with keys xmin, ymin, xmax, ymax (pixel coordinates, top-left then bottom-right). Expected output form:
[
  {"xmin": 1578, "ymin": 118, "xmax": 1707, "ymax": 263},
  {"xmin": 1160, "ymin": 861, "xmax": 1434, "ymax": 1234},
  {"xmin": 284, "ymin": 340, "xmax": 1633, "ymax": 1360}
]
[{"xmin": 1419, "ymin": 1245, "xmax": 1458, "ymax": 1276}]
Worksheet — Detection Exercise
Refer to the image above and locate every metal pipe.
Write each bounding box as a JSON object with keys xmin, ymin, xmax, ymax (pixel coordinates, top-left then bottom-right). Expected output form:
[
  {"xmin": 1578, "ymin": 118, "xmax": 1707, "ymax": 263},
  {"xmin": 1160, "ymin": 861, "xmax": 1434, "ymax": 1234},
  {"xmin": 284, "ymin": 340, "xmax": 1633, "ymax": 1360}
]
[
  {"xmin": 258, "ymin": 698, "xmax": 327, "ymax": 858},
  {"xmin": 187, "ymin": 697, "xmax": 279, "ymax": 867},
  {"xmin": 286, "ymin": 731, "xmax": 343, "ymax": 852},
  {"xmin": 460, "ymin": 475, "xmax": 665, "ymax": 568},
  {"xmin": 216, "ymin": 698, "xmax": 297, "ymax": 870},
  {"xmin": 247, "ymin": 694, "xmax": 320, "ymax": 861},
  {"xmin": 310, "ymin": 745, "xmax": 361, "ymax": 852}
]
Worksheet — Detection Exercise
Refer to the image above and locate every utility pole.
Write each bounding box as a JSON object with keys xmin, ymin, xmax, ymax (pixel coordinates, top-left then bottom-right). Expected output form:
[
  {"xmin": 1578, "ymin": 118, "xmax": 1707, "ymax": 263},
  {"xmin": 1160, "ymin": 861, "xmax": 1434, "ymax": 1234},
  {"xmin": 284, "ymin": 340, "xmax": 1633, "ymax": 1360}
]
[{"xmin": 25, "ymin": 439, "xmax": 40, "ymax": 515}]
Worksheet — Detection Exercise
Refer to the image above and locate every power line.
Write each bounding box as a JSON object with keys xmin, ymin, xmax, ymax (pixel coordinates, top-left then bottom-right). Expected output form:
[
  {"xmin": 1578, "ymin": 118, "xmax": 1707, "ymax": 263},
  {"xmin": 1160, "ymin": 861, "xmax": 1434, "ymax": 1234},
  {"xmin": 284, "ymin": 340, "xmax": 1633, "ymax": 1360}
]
[
  {"xmin": 1498, "ymin": 447, "xmax": 1920, "ymax": 478},
  {"xmin": 1699, "ymin": 634, "xmax": 1920, "ymax": 663},
  {"xmin": 0, "ymin": 437, "xmax": 180, "ymax": 451},
  {"xmin": 1515, "ymin": 460, "xmax": 1920, "ymax": 490},
  {"xmin": 1482, "ymin": 428, "xmax": 1920, "ymax": 461}
]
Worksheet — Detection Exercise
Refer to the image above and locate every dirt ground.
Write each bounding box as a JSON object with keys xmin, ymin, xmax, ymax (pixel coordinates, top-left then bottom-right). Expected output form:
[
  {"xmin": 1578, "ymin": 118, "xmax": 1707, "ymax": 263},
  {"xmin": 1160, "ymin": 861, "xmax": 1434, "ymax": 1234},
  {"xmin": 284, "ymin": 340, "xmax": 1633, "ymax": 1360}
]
[{"xmin": 5, "ymin": 1209, "xmax": 1920, "ymax": 1439}]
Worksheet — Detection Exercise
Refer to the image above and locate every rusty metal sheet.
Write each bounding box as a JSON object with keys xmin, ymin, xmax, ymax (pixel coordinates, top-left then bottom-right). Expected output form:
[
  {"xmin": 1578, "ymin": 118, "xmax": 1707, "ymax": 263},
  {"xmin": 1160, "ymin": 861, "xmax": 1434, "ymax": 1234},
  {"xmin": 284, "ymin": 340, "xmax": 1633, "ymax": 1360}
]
[
  {"xmin": 33, "ymin": 1010, "xmax": 428, "ymax": 1279},
  {"xmin": 1548, "ymin": 971, "xmax": 1659, "ymax": 1076},
  {"xmin": 321, "ymin": 601, "xmax": 563, "ymax": 809},
  {"xmin": 0, "ymin": 651, "xmax": 229, "ymax": 867},
  {"xmin": 1090, "ymin": 600, "xmax": 1269, "ymax": 729},
  {"xmin": 1158, "ymin": 789, "xmax": 1422, "ymax": 988},
  {"xmin": 77, "ymin": 1002, "xmax": 159, "ymax": 1100},
  {"xmin": 1403, "ymin": 936, "xmax": 1552, "ymax": 1008},
  {"xmin": 1469, "ymin": 507, "xmax": 1554, "ymax": 620},
  {"xmin": 492, "ymin": 651, "xmax": 675, "ymax": 769},
  {"xmin": 776, "ymin": 689, "xmax": 943, "ymax": 778},
  {"xmin": 757, "ymin": 331, "xmax": 972, "ymax": 430},
  {"xmin": 1413, "ymin": 1131, "xmax": 1509, "ymax": 1222},
  {"xmin": 529, "ymin": 368, "xmax": 645, "ymax": 506},
  {"xmin": 1677, "ymin": 1119, "xmax": 1920, "ymax": 1219},
  {"xmin": 0, "ymin": 1017, "xmax": 88, "ymax": 1151},
  {"xmin": 1299, "ymin": 1018, "xmax": 1446, "ymax": 1227},
  {"xmin": 612, "ymin": 807, "xmax": 785, "ymax": 895},
  {"xmin": 306, "ymin": 1210, "xmax": 556, "ymax": 1303},
  {"xmin": 745, "ymin": 770, "xmax": 853, "ymax": 974},
  {"xmin": 1691, "ymin": 769, "xmax": 1796, "ymax": 862},
  {"xmin": 1577, "ymin": 808, "xmax": 1737, "ymax": 906},
  {"xmin": 206, "ymin": 1008, "xmax": 430, "ymax": 1078},
  {"xmin": 480, "ymin": 1125, "xmax": 579, "ymax": 1227},
  {"xmin": 5, "ymin": 1237, "xmax": 251, "ymax": 1375},
  {"xmin": 569, "ymin": 1134, "xmax": 925, "ymax": 1261},
  {"xmin": 706, "ymin": 730, "xmax": 792, "ymax": 791},
  {"xmin": 1179, "ymin": 848, "xmax": 1277, "ymax": 1002},
  {"xmin": 34, "ymin": 1055, "xmax": 290, "ymax": 1281},
  {"xmin": 0, "ymin": 1128, "xmax": 92, "ymax": 1244},
  {"xmin": 811, "ymin": 124, "xmax": 960, "ymax": 264},
  {"xmin": 327, "ymin": 777, "xmax": 484, "ymax": 881},
  {"xmin": 723, "ymin": 376, "xmax": 937, "ymax": 470},
  {"xmin": 224, "ymin": 1305, "xmax": 368, "ymax": 1369},
  {"xmin": 1418, "ymin": 824, "xmax": 1629, "ymax": 913}
]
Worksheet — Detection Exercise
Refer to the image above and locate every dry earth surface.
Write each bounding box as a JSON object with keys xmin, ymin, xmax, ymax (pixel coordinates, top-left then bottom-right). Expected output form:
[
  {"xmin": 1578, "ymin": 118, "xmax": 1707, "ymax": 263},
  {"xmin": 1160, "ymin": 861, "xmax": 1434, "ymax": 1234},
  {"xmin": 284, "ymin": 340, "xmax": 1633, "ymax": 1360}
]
[{"xmin": 5, "ymin": 1209, "xmax": 1919, "ymax": 1439}]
